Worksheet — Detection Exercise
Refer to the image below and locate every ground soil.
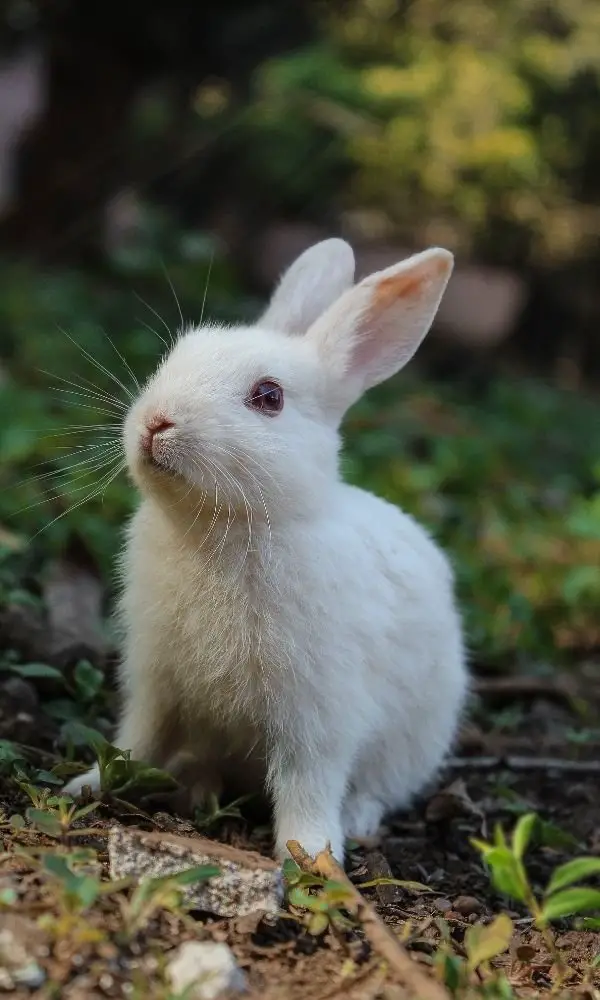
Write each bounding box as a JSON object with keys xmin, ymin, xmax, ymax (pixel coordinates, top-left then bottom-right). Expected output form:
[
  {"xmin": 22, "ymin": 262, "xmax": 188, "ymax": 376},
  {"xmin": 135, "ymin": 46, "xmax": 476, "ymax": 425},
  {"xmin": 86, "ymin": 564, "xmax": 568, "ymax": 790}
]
[{"xmin": 1, "ymin": 661, "xmax": 599, "ymax": 999}]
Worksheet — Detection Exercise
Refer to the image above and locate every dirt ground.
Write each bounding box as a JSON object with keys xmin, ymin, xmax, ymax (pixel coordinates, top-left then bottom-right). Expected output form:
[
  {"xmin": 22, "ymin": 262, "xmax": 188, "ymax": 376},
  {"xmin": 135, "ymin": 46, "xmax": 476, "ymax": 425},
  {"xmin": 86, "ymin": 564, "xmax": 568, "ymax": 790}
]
[{"xmin": 1, "ymin": 660, "xmax": 599, "ymax": 999}]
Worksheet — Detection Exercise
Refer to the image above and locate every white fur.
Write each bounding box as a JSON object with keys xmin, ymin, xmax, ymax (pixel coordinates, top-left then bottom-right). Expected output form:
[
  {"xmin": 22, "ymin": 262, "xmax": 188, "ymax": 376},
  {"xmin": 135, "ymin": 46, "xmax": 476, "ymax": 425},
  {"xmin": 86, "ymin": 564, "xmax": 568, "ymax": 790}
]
[{"xmin": 65, "ymin": 240, "xmax": 467, "ymax": 863}]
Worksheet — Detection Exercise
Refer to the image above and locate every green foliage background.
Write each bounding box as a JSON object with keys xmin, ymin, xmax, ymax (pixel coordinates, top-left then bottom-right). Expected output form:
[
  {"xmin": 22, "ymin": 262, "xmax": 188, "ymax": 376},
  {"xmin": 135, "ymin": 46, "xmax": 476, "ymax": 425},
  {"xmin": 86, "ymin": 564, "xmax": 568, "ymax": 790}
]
[{"xmin": 0, "ymin": 0, "xmax": 599, "ymax": 669}]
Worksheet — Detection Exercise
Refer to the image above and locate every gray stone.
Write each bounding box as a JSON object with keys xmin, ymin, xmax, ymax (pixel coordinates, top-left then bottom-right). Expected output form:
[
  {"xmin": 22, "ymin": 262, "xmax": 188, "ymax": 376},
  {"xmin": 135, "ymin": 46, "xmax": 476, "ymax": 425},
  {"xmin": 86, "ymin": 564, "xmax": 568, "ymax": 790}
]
[{"xmin": 167, "ymin": 941, "xmax": 246, "ymax": 999}]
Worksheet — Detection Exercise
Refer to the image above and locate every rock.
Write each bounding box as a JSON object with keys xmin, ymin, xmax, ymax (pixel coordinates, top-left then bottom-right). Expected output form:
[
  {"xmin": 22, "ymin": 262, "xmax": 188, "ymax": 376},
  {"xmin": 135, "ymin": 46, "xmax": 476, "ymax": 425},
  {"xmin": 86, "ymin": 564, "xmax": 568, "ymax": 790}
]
[
  {"xmin": 2, "ymin": 676, "xmax": 39, "ymax": 712},
  {"xmin": 453, "ymin": 895, "xmax": 483, "ymax": 917},
  {"xmin": 43, "ymin": 541, "xmax": 107, "ymax": 666},
  {"xmin": 167, "ymin": 941, "xmax": 246, "ymax": 999},
  {"xmin": 0, "ymin": 914, "xmax": 46, "ymax": 991},
  {"xmin": 425, "ymin": 779, "xmax": 483, "ymax": 824},
  {"xmin": 108, "ymin": 826, "xmax": 283, "ymax": 918},
  {"xmin": 433, "ymin": 898, "xmax": 453, "ymax": 913}
]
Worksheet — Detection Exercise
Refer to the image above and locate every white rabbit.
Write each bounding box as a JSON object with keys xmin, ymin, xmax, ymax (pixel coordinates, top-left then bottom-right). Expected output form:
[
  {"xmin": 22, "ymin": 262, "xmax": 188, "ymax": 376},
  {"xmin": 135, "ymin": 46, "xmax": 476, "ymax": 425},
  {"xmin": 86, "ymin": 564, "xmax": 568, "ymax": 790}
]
[{"xmin": 65, "ymin": 239, "xmax": 467, "ymax": 863}]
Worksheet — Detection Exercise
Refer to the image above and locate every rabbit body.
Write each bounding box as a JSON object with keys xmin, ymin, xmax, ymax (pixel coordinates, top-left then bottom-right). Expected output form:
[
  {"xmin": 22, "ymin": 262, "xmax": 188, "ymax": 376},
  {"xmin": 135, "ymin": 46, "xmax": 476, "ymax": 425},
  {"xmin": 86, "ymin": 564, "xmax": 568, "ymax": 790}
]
[{"xmin": 65, "ymin": 240, "xmax": 468, "ymax": 862}]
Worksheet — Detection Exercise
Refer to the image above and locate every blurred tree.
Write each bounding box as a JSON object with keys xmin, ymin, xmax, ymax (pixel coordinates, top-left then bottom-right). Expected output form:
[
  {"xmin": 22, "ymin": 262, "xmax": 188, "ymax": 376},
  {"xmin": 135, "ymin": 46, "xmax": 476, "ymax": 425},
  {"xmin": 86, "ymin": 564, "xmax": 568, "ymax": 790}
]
[
  {"xmin": 240, "ymin": 0, "xmax": 600, "ymax": 270},
  {"xmin": 0, "ymin": 0, "xmax": 319, "ymax": 262}
]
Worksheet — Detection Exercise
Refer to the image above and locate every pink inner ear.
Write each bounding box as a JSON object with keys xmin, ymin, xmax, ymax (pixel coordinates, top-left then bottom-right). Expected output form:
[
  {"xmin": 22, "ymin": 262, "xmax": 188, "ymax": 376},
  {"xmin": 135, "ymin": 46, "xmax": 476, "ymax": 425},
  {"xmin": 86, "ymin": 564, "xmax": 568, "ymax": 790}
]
[
  {"xmin": 351, "ymin": 254, "xmax": 449, "ymax": 372},
  {"xmin": 372, "ymin": 269, "xmax": 426, "ymax": 312}
]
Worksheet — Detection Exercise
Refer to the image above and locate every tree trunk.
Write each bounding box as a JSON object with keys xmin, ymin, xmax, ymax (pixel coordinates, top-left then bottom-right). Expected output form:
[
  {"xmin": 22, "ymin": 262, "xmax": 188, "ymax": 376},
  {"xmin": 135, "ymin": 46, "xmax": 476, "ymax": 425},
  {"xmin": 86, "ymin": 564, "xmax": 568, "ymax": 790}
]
[{"xmin": 0, "ymin": 22, "xmax": 139, "ymax": 263}]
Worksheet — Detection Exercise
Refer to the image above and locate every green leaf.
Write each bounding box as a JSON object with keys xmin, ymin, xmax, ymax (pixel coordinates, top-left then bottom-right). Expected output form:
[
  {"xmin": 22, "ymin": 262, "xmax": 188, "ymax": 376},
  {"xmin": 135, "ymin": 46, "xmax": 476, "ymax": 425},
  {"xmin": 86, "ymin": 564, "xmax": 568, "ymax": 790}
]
[
  {"xmin": 466, "ymin": 914, "xmax": 513, "ymax": 970},
  {"xmin": 42, "ymin": 854, "xmax": 73, "ymax": 880},
  {"xmin": 479, "ymin": 847, "xmax": 527, "ymax": 902},
  {"xmin": 73, "ymin": 660, "xmax": 104, "ymax": 702},
  {"xmin": 25, "ymin": 808, "xmax": 62, "ymax": 838},
  {"xmin": 440, "ymin": 953, "xmax": 463, "ymax": 993},
  {"xmin": 35, "ymin": 770, "xmax": 64, "ymax": 786},
  {"xmin": 288, "ymin": 886, "xmax": 327, "ymax": 912},
  {"xmin": 307, "ymin": 911, "xmax": 330, "ymax": 935},
  {"xmin": 282, "ymin": 858, "xmax": 302, "ymax": 885},
  {"xmin": 541, "ymin": 888, "xmax": 600, "ymax": 922},
  {"xmin": 60, "ymin": 720, "xmax": 107, "ymax": 748},
  {"xmin": 493, "ymin": 824, "xmax": 508, "ymax": 849},
  {"xmin": 322, "ymin": 880, "xmax": 354, "ymax": 906},
  {"xmin": 578, "ymin": 917, "xmax": 600, "ymax": 930},
  {"xmin": 536, "ymin": 818, "xmax": 581, "ymax": 852},
  {"xmin": 10, "ymin": 663, "xmax": 64, "ymax": 681},
  {"xmin": 355, "ymin": 877, "xmax": 431, "ymax": 892},
  {"xmin": 164, "ymin": 865, "xmax": 220, "ymax": 887},
  {"xmin": 72, "ymin": 875, "xmax": 101, "ymax": 908},
  {"xmin": 511, "ymin": 812, "xmax": 537, "ymax": 860},
  {"xmin": 72, "ymin": 801, "xmax": 101, "ymax": 822},
  {"xmin": 546, "ymin": 858, "xmax": 600, "ymax": 896}
]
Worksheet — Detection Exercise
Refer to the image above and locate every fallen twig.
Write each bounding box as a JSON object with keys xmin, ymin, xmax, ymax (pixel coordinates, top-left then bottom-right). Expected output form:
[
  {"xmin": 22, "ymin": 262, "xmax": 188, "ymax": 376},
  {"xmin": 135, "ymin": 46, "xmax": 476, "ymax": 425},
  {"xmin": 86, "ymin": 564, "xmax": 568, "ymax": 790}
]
[
  {"xmin": 287, "ymin": 840, "xmax": 449, "ymax": 1000},
  {"xmin": 473, "ymin": 675, "xmax": 579, "ymax": 706},
  {"xmin": 447, "ymin": 755, "xmax": 600, "ymax": 774}
]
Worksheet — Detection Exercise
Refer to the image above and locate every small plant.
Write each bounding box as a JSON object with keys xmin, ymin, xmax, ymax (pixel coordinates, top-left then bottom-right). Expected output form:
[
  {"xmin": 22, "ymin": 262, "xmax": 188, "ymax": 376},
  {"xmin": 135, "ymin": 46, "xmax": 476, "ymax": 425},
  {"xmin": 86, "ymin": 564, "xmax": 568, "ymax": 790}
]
[
  {"xmin": 0, "ymin": 738, "xmax": 63, "ymax": 786},
  {"xmin": 283, "ymin": 858, "xmax": 429, "ymax": 937},
  {"xmin": 117, "ymin": 864, "xmax": 220, "ymax": 938},
  {"xmin": 70, "ymin": 736, "xmax": 178, "ymax": 799},
  {"xmin": 19, "ymin": 784, "xmax": 101, "ymax": 839},
  {"xmin": 284, "ymin": 860, "xmax": 356, "ymax": 936},
  {"xmin": 435, "ymin": 914, "xmax": 516, "ymax": 998},
  {"xmin": 193, "ymin": 792, "xmax": 254, "ymax": 831},
  {"xmin": 473, "ymin": 813, "xmax": 600, "ymax": 986},
  {"xmin": 473, "ymin": 813, "xmax": 600, "ymax": 926},
  {"xmin": 40, "ymin": 849, "xmax": 105, "ymax": 912}
]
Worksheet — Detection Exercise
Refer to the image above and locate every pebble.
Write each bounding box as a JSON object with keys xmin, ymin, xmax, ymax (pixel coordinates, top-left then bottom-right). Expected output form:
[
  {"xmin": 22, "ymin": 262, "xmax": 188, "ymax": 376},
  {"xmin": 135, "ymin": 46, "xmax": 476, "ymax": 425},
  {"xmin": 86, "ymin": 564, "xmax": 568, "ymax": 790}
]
[
  {"xmin": 12, "ymin": 961, "xmax": 46, "ymax": 989},
  {"xmin": 2, "ymin": 677, "xmax": 39, "ymax": 712},
  {"xmin": 453, "ymin": 895, "xmax": 483, "ymax": 917},
  {"xmin": 0, "ymin": 915, "xmax": 46, "ymax": 991},
  {"xmin": 167, "ymin": 941, "xmax": 246, "ymax": 999},
  {"xmin": 433, "ymin": 898, "xmax": 453, "ymax": 913}
]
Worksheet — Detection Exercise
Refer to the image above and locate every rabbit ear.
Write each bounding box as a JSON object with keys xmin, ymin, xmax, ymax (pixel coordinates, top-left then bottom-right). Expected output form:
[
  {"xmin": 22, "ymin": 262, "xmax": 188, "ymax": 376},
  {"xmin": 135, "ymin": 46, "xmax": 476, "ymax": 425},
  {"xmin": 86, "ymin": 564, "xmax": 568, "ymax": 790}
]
[
  {"xmin": 308, "ymin": 247, "xmax": 453, "ymax": 407},
  {"xmin": 260, "ymin": 238, "xmax": 356, "ymax": 336}
]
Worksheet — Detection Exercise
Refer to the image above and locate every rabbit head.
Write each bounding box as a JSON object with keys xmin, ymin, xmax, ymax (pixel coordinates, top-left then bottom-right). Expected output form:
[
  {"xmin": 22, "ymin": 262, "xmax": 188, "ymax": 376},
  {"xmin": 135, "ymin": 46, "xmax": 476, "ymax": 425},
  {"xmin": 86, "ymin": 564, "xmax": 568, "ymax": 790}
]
[{"xmin": 123, "ymin": 239, "xmax": 453, "ymax": 525}]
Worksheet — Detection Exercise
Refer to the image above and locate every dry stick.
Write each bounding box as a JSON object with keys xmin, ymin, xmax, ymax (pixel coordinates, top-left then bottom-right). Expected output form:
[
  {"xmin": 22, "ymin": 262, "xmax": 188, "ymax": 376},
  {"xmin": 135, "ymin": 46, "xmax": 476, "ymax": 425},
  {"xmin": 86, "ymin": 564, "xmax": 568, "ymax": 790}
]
[
  {"xmin": 287, "ymin": 840, "xmax": 450, "ymax": 1000},
  {"xmin": 473, "ymin": 675, "xmax": 579, "ymax": 705},
  {"xmin": 447, "ymin": 755, "xmax": 600, "ymax": 774}
]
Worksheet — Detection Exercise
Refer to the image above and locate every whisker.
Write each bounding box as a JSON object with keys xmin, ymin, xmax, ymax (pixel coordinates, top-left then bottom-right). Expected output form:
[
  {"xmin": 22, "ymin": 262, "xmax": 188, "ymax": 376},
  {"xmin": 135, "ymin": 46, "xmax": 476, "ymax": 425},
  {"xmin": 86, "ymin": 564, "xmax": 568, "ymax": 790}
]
[
  {"xmin": 99, "ymin": 327, "xmax": 140, "ymax": 393},
  {"xmin": 134, "ymin": 293, "xmax": 175, "ymax": 347},
  {"xmin": 41, "ymin": 368, "xmax": 126, "ymax": 407},
  {"xmin": 57, "ymin": 325, "xmax": 134, "ymax": 402},
  {"xmin": 43, "ymin": 374, "xmax": 128, "ymax": 412},
  {"xmin": 18, "ymin": 450, "xmax": 122, "ymax": 490},
  {"xmin": 29, "ymin": 460, "xmax": 126, "ymax": 541},
  {"xmin": 24, "ymin": 439, "xmax": 122, "ymax": 475},
  {"xmin": 37, "ymin": 426, "xmax": 121, "ymax": 440},
  {"xmin": 14, "ymin": 454, "xmax": 124, "ymax": 516},
  {"xmin": 51, "ymin": 388, "xmax": 127, "ymax": 413},
  {"xmin": 55, "ymin": 399, "xmax": 128, "ymax": 419},
  {"xmin": 199, "ymin": 252, "xmax": 214, "ymax": 327},
  {"xmin": 161, "ymin": 260, "xmax": 184, "ymax": 331},
  {"xmin": 137, "ymin": 317, "xmax": 171, "ymax": 353}
]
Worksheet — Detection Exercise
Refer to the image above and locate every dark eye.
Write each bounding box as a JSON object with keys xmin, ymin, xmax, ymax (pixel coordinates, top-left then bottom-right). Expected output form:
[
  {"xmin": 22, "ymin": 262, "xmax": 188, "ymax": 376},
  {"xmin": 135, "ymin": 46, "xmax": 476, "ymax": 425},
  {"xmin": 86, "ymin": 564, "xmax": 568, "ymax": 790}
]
[{"xmin": 247, "ymin": 379, "xmax": 284, "ymax": 416}]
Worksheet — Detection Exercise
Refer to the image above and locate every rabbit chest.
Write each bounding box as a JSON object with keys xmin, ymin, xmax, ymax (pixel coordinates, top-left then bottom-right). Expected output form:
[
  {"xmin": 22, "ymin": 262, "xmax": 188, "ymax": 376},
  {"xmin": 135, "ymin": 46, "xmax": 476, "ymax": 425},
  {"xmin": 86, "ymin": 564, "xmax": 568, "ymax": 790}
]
[{"xmin": 122, "ymin": 504, "xmax": 314, "ymax": 731}]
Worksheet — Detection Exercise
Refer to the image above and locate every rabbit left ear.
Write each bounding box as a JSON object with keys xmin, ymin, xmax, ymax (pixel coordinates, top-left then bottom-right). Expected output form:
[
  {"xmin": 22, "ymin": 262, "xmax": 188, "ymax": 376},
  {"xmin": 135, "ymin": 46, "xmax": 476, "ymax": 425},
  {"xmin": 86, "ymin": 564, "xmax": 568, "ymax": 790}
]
[
  {"xmin": 307, "ymin": 247, "xmax": 453, "ymax": 407},
  {"xmin": 260, "ymin": 238, "xmax": 356, "ymax": 335}
]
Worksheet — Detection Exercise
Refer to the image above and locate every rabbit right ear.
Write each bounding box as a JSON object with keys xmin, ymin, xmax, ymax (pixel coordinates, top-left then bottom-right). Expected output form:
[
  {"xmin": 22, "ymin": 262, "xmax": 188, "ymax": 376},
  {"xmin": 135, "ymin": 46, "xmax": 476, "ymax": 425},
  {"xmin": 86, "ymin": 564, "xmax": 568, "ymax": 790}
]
[
  {"xmin": 307, "ymin": 247, "xmax": 453, "ymax": 413},
  {"xmin": 260, "ymin": 238, "xmax": 355, "ymax": 336}
]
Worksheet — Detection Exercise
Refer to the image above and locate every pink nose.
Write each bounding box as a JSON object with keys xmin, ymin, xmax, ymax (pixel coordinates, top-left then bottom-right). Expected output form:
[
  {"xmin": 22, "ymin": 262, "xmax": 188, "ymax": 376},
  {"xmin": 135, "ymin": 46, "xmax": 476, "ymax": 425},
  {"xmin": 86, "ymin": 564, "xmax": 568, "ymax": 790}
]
[{"xmin": 140, "ymin": 415, "xmax": 174, "ymax": 457}]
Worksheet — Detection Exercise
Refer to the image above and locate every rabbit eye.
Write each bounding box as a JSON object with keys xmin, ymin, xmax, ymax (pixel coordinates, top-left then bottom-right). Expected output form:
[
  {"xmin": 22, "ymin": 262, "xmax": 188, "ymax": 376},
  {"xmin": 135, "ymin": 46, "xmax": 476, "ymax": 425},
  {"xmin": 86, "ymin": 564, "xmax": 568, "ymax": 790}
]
[{"xmin": 247, "ymin": 379, "xmax": 284, "ymax": 416}]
